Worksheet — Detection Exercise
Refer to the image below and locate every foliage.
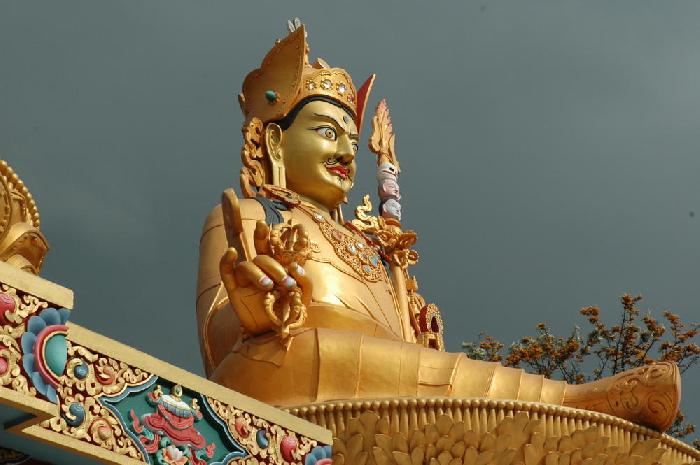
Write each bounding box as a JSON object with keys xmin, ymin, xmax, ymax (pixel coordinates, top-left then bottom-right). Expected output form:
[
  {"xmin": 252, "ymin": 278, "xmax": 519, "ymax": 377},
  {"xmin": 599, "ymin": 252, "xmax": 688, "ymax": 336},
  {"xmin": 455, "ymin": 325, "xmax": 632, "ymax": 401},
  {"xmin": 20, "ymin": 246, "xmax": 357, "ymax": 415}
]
[{"xmin": 462, "ymin": 294, "xmax": 700, "ymax": 446}]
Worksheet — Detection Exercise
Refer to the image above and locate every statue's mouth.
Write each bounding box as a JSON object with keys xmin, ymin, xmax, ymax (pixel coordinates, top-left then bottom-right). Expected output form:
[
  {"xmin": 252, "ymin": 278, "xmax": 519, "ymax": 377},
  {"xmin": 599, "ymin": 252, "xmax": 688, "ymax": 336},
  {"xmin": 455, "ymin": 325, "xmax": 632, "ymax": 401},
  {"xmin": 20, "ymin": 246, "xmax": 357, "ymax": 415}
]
[{"xmin": 326, "ymin": 165, "xmax": 350, "ymax": 179}]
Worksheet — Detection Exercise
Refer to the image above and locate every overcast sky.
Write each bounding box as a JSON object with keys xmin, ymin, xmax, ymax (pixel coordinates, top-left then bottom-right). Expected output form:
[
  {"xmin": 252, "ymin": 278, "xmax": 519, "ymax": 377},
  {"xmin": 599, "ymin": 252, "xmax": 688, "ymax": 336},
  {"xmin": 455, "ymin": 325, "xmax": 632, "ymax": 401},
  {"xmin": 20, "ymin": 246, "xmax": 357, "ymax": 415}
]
[{"xmin": 1, "ymin": 0, "xmax": 698, "ymax": 441}]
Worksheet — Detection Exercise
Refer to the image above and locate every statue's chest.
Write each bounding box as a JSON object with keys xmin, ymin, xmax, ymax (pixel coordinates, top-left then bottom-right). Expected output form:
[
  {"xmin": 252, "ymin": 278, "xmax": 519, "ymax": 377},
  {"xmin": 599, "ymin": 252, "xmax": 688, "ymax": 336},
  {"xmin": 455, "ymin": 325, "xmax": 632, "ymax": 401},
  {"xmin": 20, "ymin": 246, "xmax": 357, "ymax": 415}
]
[
  {"xmin": 290, "ymin": 207, "xmax": 387, "ymax": 284},
  {"xmin": 287, "ymin": 206, "xmax": 403, "ymax": 338}
]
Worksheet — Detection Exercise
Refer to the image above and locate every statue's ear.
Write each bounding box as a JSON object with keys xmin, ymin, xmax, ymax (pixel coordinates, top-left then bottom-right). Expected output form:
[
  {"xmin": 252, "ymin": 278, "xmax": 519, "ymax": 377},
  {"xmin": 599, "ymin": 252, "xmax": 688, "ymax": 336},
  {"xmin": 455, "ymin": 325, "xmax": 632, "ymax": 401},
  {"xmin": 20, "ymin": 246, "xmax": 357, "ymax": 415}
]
[{"xmin": 264, "ymin": 123, "xmax": 286, "ymax": 188}]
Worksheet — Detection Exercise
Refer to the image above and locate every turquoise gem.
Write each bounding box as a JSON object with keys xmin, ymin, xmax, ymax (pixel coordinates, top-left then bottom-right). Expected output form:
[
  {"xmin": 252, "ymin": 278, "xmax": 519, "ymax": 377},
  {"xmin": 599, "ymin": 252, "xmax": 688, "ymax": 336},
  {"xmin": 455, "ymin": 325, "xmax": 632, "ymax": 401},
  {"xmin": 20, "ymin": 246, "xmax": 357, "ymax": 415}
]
[
  {"xmin": 44, "ymin": 333, "xmax": 67, "ymax": 378},
  {"xmin": 265, "ymin": 90, "xmax": 277, "ymax": 102},
  {"xmin": 370, "ymin": 255, "xmax": 379, "ymax": 266},
  {"xmin": 73, "ymin": 361, "xmax": 89, "ymax": 379}
]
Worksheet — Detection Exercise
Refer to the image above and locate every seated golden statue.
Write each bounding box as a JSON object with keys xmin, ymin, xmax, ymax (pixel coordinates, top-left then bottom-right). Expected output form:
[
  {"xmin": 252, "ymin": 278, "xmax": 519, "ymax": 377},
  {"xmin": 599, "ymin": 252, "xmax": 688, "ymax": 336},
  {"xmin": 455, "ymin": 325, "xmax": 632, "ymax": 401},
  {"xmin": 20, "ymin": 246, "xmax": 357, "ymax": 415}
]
[{"xmin": 195, "ymin": 22, "xmax": 680, "ymax": 432}]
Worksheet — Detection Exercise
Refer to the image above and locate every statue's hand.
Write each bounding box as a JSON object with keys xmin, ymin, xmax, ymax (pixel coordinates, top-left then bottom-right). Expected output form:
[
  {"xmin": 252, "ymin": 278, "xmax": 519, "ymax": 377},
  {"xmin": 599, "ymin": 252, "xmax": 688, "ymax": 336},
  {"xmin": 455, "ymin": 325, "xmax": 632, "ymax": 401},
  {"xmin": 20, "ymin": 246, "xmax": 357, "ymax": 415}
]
[{"xmin": 219, "ymin": 221, "xmax": 312, "ymax": 338}]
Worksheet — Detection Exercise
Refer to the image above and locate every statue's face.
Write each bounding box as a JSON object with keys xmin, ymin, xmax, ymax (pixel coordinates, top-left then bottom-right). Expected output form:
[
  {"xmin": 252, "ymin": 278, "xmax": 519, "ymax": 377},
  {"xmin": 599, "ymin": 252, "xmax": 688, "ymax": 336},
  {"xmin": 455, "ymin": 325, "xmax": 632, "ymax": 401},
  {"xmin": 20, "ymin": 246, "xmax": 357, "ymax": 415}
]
[{"xmin": 274, "ymin": 100, "xmax": 359, "ymax": 210}]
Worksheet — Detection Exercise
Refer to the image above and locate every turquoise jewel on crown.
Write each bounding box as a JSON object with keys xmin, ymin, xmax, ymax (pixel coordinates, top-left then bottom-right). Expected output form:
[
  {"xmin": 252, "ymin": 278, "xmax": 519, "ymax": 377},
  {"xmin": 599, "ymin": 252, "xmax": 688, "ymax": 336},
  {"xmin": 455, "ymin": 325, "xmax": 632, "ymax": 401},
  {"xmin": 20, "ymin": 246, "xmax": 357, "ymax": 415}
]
[{"xmin": 265, "ymin": 90, "xmax": 278, "ymax": 103}]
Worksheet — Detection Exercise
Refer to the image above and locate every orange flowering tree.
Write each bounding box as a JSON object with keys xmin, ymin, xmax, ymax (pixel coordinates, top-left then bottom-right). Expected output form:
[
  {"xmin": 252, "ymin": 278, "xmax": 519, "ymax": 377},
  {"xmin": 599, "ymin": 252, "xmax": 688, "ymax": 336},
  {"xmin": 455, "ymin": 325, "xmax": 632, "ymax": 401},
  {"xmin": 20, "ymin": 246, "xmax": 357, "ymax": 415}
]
[{"xmin": 462, "ymin": 294, "xmax": 699, "ymax": 446}]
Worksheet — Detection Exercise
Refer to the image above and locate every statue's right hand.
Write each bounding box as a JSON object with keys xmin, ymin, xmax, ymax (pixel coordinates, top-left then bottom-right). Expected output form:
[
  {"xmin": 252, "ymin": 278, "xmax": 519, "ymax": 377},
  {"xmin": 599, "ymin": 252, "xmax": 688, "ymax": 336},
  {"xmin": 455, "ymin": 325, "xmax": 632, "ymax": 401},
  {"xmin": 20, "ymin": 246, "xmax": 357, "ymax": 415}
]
[
  {"xmin": 220, "ymin": 244, "xmax": 310, "ymax": 292},
  {"xmin": 219, "ymin": 222, "xmax": 311, "ymax": 335}
]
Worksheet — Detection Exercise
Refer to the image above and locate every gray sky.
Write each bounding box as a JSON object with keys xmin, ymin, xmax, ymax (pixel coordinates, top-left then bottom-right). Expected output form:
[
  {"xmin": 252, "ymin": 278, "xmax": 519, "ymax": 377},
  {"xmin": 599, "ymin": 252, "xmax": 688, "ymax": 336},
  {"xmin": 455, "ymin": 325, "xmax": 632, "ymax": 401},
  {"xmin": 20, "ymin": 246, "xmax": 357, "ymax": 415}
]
[{"xmin": 1, "ymin": 0, "xmax": 698, "ymax": 441}]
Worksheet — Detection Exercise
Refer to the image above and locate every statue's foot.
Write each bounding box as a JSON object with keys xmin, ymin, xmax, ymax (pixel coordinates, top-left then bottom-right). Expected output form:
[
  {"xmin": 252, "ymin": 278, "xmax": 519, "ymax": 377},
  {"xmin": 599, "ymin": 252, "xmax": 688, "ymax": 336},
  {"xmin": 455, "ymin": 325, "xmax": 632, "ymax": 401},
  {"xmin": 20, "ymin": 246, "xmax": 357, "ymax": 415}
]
[{"xmin": 562, "ymin": 362, "xmax": 680, "ymax": 432}]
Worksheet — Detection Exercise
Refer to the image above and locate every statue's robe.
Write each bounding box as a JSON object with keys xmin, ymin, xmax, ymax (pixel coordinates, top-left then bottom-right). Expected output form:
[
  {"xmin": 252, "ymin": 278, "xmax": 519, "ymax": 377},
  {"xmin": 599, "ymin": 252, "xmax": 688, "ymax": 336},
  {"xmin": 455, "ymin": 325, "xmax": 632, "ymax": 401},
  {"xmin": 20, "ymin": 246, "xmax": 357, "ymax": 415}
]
[{"xmin": 197, "ymin": 197, "xmax": 566, "ymax": 407}]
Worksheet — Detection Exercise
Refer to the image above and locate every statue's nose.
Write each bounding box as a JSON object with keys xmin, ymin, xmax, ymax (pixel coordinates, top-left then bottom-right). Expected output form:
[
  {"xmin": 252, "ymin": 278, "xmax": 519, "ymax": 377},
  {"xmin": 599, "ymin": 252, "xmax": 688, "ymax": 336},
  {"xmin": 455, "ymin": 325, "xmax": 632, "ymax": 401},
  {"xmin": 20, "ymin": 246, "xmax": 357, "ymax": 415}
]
[{"xmin": 337, "ymin": 136, "xmax": 355, "ymax": 164}]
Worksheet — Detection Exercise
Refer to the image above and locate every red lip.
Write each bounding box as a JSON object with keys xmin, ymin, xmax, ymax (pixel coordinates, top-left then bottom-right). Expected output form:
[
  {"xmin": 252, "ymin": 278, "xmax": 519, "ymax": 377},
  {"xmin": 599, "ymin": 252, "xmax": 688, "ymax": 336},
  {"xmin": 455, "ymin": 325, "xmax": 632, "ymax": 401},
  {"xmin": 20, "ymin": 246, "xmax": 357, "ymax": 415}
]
[{"xmin": 326, "ymin": 166, "xmax": 349, "ymax": 179}]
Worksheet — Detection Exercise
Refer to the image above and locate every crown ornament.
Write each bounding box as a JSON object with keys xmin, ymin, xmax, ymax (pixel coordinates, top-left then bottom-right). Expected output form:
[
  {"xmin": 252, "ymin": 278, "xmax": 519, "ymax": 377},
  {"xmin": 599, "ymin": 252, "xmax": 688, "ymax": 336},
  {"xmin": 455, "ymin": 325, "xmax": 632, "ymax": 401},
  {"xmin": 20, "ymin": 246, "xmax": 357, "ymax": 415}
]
[{"xmin": 238, "ymin": 22, "xmax": 375, "ymax": 131}]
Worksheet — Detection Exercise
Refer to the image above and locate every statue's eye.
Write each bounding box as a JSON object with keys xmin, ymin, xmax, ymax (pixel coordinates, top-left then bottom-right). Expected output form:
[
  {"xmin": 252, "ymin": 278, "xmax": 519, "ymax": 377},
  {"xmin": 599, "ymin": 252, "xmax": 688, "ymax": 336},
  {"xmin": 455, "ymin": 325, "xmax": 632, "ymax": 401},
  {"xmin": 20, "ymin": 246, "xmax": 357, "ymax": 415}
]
[
  {"xmin": 316, "ymin": 126, "xmax": 337, "ymax": 141},
  {"xmin": 352, "ymin": 142, "xmax": 359, "ymax": 153}
]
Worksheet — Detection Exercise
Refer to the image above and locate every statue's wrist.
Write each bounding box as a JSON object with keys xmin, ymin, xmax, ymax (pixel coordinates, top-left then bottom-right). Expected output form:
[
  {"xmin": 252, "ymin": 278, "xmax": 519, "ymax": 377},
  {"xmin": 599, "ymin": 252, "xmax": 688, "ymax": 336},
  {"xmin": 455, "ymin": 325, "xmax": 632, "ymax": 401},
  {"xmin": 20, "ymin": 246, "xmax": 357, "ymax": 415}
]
[{"xmin": 230, "ymin": 288, "xmax": 276, "ymax": 335}]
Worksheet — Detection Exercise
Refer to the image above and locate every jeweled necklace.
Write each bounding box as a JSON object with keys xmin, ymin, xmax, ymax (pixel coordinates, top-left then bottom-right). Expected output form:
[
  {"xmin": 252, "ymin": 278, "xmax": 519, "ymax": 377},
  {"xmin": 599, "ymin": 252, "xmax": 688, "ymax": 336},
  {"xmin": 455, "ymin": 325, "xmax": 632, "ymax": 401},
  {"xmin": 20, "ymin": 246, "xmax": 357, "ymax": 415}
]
[
  {"xmin": 299, "ymin": 203, "xmax": 385, "ymax": 282},
  {"xmin": 261, "ymin": 185, "xmax": 385, "ymax": 283}
]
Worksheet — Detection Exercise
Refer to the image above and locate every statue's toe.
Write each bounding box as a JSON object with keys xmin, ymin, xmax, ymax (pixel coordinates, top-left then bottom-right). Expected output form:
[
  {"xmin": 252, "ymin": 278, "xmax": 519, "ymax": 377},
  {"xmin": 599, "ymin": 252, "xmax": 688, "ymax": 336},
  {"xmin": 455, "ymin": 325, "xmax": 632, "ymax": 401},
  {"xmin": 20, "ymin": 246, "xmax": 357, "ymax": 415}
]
[
  {"xmin": 606, "ymin": 362, "xmax": 681, "ymax": 432},
  {"xmin": 563, "ymin": 362, "xmax": 681, "ymax": 432}
]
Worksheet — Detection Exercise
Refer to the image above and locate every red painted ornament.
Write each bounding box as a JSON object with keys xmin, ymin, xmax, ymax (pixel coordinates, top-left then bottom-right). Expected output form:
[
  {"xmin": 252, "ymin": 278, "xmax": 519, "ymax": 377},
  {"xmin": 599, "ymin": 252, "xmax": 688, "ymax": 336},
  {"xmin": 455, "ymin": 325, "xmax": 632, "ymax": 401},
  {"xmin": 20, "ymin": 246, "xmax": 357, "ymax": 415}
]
[
  {"xmin": 235, "ymin": 417, "xmax": 250, "ymax": 438},
  {"xmin": 97, "ymin": 365, "xmax": 117, "ymax": 385},
  {"xmin": 0, "ymin": 293, "xmax": 16, "ymax": 324},
  {"xmin": 0, "ymin": 357, "xmax": 8, "ymax": 375},
  {"xmin": 280, "ymin": 434, "xmax": 298, "ymax": 462}
]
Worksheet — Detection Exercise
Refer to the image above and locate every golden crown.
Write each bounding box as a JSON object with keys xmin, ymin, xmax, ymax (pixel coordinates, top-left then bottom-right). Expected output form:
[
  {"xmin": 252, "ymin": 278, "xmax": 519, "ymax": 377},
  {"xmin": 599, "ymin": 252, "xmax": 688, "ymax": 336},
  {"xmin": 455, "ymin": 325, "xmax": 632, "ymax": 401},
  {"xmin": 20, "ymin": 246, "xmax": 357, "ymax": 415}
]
[{"xmin": 239, "ymin": 24, "xmax": 375, "ymax": 132}]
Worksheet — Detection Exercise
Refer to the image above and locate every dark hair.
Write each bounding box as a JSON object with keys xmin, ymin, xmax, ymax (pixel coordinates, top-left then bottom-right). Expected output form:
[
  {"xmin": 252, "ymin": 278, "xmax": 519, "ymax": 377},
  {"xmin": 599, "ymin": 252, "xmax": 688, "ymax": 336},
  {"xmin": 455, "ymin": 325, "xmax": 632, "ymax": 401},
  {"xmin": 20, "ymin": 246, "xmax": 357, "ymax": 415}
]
[{"xmin": 274, "ymin": 95, "xmax": 355, "ymax": 130}]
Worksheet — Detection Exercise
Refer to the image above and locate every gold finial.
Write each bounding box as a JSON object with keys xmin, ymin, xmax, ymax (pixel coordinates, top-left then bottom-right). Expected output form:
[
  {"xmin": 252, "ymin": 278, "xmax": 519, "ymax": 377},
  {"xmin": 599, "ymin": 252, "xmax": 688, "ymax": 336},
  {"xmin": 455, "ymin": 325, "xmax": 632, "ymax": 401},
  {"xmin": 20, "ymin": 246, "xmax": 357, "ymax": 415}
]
[
  {"xmin": 0, "ymin": 160, "xmax": 40, "ymax": 228},
  {"xmin": 0, "ymin": 159, "xmax": 48, "ymax": 274},
  {"xmin": 369, "ymin": 99, "xmax": 399, "ymax": 171}
]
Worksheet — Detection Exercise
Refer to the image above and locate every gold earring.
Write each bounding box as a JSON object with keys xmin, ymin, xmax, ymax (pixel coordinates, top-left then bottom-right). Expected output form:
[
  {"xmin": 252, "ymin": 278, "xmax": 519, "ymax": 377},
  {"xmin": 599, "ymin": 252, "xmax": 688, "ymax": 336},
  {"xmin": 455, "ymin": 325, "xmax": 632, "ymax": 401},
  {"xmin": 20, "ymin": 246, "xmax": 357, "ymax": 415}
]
[
  {"xmin": 266, "ymin": 124, "xmax": 286, "ymax": 189},
  {"xmin": 271, "ymin": 163, "xmax": 286, "ymax": 188},
  {"xmin": 332, "ymin": 205, "xmax": 345, "ymax": 223}
]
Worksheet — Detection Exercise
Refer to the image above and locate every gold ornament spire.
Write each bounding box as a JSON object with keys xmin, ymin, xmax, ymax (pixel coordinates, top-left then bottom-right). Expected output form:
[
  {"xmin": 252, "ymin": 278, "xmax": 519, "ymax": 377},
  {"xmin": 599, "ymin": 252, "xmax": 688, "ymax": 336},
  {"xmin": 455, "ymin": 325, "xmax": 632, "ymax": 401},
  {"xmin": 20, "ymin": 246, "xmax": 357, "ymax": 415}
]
[
  {"xmin": 369, "ymin": 98, "xmax": 399, "ymax": 171},
  {"xmin": 0, "ymin": 160, "xmax": 48, "ymax": 274}
]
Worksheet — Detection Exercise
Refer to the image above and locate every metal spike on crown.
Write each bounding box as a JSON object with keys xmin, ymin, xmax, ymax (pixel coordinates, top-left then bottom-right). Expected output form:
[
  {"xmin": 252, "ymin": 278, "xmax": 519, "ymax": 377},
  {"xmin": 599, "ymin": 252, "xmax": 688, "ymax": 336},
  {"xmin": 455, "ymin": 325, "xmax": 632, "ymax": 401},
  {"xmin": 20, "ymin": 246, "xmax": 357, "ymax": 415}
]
[{"xmin": 286, "ymin": 17, "xmax": 306, "ymax": 37}]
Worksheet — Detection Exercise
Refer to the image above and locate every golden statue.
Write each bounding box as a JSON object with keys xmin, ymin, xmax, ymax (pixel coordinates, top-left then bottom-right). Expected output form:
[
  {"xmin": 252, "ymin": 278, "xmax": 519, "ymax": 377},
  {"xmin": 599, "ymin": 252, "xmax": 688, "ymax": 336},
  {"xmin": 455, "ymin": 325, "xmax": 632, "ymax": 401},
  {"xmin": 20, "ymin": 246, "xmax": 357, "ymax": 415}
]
[{"xmin": 195, "ymin": 22, "xmax": 680, "ymax": 432}]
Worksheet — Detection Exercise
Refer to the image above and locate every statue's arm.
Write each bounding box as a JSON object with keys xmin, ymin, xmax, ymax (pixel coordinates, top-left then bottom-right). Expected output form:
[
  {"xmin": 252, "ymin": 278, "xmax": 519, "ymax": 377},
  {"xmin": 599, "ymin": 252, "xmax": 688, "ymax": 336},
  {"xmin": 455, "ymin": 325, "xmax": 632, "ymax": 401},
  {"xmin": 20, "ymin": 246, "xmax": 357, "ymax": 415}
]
[
  {"xmin": 195, "ymin": 195, "xmax": 265, "ymax": 376},
  {"xmin": 198, "ymin": 189, "xmax": 313, "ymax": 374}
]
